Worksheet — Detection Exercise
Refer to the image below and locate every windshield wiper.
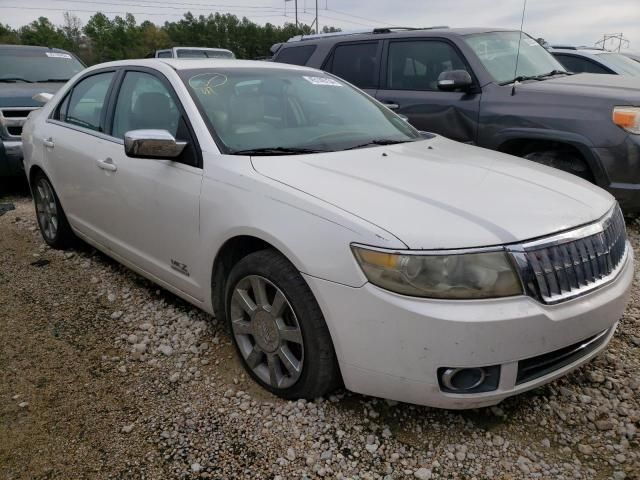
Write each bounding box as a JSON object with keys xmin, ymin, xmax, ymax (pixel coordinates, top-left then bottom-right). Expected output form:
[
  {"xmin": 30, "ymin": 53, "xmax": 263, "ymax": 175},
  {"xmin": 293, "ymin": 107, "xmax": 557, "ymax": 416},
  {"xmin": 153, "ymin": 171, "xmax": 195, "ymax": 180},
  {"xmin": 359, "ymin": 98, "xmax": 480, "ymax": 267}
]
[
  {"xmin": 343, "ymin": 139, "xmax": 412, "ymax": 151},
  {"xmin": 499, "ymin": 75, "xmax": 542, "ymax": 86},
  {"xmin": 36, "ymin": 78, "xmax": 70, "ymax": 83},
  {"xmin": 535, "ymin": 69, "xmax": 573, "ymax": 79},
  {"xmin": 0, "ymin": 77, "xmax": 33, "ymax": 83},
  {"xmin": 500, "ymin": 70, "xmax": 573, "ymax": 86},
  {"xmin": 230, "ymin": 146, "xmax": 327, "ymax": 156}
]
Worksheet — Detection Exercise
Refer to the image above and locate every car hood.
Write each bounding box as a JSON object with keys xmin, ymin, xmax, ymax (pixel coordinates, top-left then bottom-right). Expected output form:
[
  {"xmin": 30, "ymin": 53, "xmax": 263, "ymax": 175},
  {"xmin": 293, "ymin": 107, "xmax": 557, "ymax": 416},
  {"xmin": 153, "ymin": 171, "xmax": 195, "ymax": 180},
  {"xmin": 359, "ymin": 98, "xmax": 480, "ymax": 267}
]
[
  {"xmin": 0, "ymin": 82, "xmax": 64, "ymax": 108},
  {"xmin": 251, "ymin": 136, "xmax": 615, "ymax": 249},
  {"xmin": 517, "ymin": 73, "xmax": 640, "ymax": 101}
]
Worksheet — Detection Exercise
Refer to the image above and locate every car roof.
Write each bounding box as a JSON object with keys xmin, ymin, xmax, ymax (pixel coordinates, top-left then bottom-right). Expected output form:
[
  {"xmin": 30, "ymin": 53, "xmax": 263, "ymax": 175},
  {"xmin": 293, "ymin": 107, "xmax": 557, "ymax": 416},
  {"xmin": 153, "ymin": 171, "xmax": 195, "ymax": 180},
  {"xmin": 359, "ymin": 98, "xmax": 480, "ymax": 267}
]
[
  {"xmin": 171, "ymin": 47, "xmax": 232, "ymax": 51},
  {"xmin": 0, "ymin": 44, "xmax": 73, "ymax": 54},
  {"xmin": 281, "ymin": 27, "xmax": 517, "ymax": 45},
  {"xmin": 85, "ymin": 58, "xmax": 319, "ymax": 72}
]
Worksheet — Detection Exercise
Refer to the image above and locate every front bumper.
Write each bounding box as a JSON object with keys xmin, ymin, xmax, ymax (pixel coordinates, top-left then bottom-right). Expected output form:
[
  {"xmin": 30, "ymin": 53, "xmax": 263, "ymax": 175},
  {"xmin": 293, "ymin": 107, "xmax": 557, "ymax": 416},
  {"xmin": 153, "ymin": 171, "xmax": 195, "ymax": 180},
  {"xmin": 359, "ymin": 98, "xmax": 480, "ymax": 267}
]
[
  {"xmin": 304, "ymin": 247, "xmax": 633, "ymax": 409},
  {"xmin": 0, "ymin": 139, "xmax": 24, "ymax": 177}
]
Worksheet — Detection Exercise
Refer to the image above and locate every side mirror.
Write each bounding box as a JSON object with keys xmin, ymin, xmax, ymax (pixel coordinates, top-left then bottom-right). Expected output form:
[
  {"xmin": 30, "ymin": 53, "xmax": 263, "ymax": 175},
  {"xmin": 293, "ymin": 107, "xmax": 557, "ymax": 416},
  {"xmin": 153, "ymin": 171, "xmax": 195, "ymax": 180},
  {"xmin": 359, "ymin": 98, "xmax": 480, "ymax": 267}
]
[
  {"xmin": 124, "ymin": 129, "xmax": 186, "ymax": 159},
  {"xmin": 437, "ymin": 70, "xmax": 473, "ymax": 92},
  {"xmin": 32, "ymin": 92, "xmax": 54, "ymax": 103}
]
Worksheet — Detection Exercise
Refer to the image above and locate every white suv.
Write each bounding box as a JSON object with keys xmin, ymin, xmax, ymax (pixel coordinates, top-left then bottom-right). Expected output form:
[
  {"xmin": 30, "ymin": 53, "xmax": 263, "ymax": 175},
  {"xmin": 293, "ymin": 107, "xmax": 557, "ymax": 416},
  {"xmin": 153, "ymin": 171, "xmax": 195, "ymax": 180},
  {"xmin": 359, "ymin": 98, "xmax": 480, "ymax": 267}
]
[{"xmin": 22, "ymin": 59, "xmax": 633, "ymax": 409}]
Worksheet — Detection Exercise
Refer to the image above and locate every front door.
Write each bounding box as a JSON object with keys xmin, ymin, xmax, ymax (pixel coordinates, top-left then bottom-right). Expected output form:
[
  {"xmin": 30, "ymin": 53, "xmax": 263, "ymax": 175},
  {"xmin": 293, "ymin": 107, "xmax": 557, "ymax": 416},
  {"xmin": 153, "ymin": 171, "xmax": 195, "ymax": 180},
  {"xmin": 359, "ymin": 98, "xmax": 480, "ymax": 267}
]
[
  {"xmin": 97, "ymin": 69, "xmax": 204, "ymax": 299},
  {"xmin": 376, "ymin": 39, "xmax": 481, "ymax": 143}
]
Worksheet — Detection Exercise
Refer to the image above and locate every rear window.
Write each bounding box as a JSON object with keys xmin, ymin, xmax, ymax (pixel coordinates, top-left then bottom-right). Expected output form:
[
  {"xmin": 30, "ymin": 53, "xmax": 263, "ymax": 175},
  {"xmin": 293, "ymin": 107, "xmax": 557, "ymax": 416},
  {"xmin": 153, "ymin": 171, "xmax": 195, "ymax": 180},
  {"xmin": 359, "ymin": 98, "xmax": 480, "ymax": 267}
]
[
  {"xmin": 326, "ymin": 42, "xmax": 379, "ymax": 89},
  {"xmin": 274, "ymin": 45, "xmax": 317, "ymax": 66}
]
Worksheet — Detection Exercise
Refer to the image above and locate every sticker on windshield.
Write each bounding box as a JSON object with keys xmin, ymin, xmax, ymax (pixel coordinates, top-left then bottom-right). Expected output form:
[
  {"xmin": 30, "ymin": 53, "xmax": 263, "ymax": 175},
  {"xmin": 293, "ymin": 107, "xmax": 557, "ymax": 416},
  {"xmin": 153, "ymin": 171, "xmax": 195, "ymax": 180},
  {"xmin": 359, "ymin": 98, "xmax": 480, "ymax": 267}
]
[
  {"xmin": 188, "ymin": 73, "xmax": 228, "ymax": 95},
  {"xmin": 302, "ymin": 76, "xmax": 343, "ymax": 87},
  {"xmin": 45, "ymin": 52, "xmax": 72, "ymax": 59}
]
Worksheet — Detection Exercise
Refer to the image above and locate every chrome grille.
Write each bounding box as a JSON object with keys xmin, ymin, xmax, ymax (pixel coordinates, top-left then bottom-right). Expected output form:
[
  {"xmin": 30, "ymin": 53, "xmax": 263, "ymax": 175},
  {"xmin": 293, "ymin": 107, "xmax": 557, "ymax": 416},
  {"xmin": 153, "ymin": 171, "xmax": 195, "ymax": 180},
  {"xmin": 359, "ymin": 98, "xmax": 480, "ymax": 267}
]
[
  {"xmin": 509, "ymin": 206, "xmax": 628, "ymax": 304},
  {"xmin": 0, "ymin": 107, "xmax": 39, "ymax": 139}
]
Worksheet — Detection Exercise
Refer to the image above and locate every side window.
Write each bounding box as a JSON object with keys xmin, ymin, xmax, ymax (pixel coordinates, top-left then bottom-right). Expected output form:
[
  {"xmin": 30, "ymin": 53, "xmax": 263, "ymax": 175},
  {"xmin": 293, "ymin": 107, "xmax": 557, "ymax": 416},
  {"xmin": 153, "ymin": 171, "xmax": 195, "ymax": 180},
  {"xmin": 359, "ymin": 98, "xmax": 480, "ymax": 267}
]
[
  {"xmin": 553, "ymin": 54, "xmax": 610, "ymax": 74},
  {"xmin": 157, "ymin": 51, "xmax": 173, "ymax": 58},
  {"xmin": 53, "ymin": 93, "xmax": 70, "ymax": 121},
  {"xmin": 387, "ymin": 40, "xmax": 469, "ymax": 91},
  {"xmin": 112, "ymin": 70, "xmax": 198, "ymax": 167},
  {"xmin": 328, "ymin": 42, "xmax": 379, "ymax": 89},
  {"xmin": 64, "ymin": 72, "xmax": 114, "ymax": 131},
  {"xmin": 275, "ymin": 45, "xmax": 317, "ymax": 66},
  {"xmin": 112, "ymin": 71, "xmax": 180, "ymax": 139}
]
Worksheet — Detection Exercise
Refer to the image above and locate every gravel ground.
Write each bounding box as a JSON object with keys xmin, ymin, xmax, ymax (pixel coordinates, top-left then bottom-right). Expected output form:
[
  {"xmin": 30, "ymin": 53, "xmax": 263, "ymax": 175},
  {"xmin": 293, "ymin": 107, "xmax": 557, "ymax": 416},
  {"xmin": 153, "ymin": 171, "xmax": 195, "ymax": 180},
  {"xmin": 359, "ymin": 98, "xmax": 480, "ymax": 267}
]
[{"xmin": 1, "ymin": 195, "xmax": 639, "ymax": 480}]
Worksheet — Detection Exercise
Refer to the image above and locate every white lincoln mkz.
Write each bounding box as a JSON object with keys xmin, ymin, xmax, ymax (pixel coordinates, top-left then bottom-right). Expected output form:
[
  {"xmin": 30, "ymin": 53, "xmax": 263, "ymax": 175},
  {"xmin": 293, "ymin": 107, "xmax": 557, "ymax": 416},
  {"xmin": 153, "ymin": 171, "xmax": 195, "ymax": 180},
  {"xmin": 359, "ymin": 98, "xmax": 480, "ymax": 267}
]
[{"xmin": 23, "ymin": 59, "xmax": 633, "ymax": 409}]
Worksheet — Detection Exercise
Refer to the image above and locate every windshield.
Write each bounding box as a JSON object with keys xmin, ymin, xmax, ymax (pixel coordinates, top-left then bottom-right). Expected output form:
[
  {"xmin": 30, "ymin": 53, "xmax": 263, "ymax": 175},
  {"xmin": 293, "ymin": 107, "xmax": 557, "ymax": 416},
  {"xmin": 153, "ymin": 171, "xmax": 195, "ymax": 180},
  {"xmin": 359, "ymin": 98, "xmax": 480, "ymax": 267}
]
[
  {"xmin": 180, "ymin": 68, "xmax": 421, "ymax": 154},
  {"xmin": 177, "ymin": 49, "xmax": 235, "ymax": 59},
  {"xmin": 595, "ymin": 52, "xmax": 640, "ymax": 76},
  {"xmin": 465, "ymin": 31, "xmax": 566, "ymax": 84},
  {"xmin": 0, "ymin": 49, "xmax": 84, "ymax": 83}
]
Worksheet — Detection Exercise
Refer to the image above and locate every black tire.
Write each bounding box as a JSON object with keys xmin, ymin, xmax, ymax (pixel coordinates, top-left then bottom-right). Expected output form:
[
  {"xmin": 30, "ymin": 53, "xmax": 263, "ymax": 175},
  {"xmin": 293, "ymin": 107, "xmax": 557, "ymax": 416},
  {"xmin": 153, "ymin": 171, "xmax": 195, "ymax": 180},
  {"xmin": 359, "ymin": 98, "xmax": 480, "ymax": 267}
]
[
  {"xmin": 32, "ymin": 171, "xmax": 75, "ymax": 249},
  {"xmin": 225, "ymin": 249, "xmax": 341, "ymax": 400},
  {"xmin": 523, "ymin": 149, "xmax": 593, "ymax": 182}
]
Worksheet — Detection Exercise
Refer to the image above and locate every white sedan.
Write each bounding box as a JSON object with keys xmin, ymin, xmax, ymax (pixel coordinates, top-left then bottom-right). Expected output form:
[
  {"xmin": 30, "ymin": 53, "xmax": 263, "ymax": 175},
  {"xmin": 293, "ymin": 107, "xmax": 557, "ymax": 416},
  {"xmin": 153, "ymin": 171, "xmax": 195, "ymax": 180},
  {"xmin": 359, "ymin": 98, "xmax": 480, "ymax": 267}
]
[{"xmin": 22, "ymin": 59, "xmax": 633, "ymax": 409}]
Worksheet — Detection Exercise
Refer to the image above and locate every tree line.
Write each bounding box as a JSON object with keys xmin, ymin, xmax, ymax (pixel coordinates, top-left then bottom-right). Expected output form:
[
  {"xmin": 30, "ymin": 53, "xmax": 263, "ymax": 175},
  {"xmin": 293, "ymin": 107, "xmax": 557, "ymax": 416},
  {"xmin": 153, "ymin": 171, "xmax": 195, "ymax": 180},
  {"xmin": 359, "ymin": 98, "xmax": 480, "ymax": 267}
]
[{"xmin": 0, "ymin": 12, "xmax": 339, "ymax": 65}]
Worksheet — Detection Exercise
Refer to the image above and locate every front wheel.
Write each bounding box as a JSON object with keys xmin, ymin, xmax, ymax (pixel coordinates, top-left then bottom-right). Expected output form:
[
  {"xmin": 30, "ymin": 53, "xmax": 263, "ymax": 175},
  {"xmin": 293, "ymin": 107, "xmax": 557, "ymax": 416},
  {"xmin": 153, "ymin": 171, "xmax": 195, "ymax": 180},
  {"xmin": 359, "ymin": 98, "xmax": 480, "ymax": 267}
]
[{"xmin": 225, "ymin": 249, "xmax": 340, "ymax": 399}]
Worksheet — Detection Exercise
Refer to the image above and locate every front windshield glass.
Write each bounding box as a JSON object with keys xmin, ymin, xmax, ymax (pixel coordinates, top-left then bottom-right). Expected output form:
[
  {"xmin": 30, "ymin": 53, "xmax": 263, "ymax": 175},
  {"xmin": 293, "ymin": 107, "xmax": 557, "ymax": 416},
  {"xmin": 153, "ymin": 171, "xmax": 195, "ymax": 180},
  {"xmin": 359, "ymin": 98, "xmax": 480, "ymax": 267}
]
[
  {"xmin": 0, "ymin": 49, "xmax": 84, "ymax": 83},
  {"xmin": 180, "ymin": 68, "xmax": 421, "ymax": 154},
  {"xmin": 595, "ymin": 52, "xmax": 640, "ymax": 76},
  {"xmin": 465, "ymin": 31, "xmax": 566, "ymax": 84}
]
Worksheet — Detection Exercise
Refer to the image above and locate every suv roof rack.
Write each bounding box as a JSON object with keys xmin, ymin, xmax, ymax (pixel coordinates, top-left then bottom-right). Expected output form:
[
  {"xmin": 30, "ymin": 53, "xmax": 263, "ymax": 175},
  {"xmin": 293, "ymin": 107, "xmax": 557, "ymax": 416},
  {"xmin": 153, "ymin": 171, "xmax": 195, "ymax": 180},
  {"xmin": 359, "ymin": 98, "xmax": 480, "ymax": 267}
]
[
  {"xmin": 551, "ymin": 45, "xmax": 606, "ymax": 51},
  {"xmin": 286, "ymin": 26, "xmax": 450, "ymax": 43}
]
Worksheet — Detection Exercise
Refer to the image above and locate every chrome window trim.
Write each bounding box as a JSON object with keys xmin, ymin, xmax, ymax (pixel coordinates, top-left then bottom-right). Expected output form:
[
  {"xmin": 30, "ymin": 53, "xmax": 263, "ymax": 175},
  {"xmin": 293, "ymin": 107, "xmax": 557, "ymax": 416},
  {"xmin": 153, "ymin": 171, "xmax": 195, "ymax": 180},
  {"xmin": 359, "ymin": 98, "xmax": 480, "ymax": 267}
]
[{"xmin": 46, "ymin": 118, "xmax": 123, "ymax": 145}]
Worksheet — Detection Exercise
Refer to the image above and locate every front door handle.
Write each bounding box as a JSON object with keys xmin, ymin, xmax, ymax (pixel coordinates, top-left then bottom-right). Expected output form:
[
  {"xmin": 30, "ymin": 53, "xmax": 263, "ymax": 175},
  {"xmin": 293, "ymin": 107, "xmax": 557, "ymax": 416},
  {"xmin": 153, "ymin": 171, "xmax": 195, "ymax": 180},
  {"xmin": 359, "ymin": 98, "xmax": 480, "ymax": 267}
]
[
  {"xmin": 382, "ymin": 102, "xmax": 399, "ymax": 110},
  {"xmin": 43, "ymin": 137, "xmax": 55, "ymax": 148},
  {"xmin": 96, "ymin": 158, "xmax": 117, "ymax": 172}
]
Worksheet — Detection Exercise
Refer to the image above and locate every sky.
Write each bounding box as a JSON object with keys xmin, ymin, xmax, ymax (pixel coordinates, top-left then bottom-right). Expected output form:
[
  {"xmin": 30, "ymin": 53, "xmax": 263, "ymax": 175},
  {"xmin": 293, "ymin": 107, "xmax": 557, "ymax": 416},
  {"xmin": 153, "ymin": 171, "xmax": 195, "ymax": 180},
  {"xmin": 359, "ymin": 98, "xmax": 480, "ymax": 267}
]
[{"xmin": 0, "ymin": 0, "xmax": 638, "ymax": 52}]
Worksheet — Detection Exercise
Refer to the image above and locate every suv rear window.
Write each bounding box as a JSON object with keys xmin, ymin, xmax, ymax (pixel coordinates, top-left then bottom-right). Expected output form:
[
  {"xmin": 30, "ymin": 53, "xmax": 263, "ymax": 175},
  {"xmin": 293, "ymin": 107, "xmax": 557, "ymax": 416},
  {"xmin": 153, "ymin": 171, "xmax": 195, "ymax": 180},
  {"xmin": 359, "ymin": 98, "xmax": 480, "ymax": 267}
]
[
  {"xmin": 274, "ymin": 45, "xmax": 316, "ymax": 66},
  {"xmin": 326, "ymin": 42, "xmax": 379, "ymax": 89}
]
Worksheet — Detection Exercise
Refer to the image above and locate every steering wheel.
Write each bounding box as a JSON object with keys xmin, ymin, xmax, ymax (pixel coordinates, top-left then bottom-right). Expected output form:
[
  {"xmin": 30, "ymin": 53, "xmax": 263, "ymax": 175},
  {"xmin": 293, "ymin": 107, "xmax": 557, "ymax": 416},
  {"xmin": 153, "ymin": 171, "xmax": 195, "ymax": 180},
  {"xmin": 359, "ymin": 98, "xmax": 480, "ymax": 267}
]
[{"xmin": 307, "ymin": 130, "xmax": 368, "ymax": 144}]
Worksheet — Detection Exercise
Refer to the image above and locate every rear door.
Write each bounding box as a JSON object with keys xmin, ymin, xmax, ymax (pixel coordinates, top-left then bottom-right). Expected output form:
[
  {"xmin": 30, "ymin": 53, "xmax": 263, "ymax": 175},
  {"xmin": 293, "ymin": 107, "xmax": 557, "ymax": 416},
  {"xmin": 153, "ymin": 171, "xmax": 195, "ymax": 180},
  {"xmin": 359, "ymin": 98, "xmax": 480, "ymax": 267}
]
[
  {"xmin": 376, "ymin": 38, "xmax": 481, "ymax": 143},
  {"xmin": 44, "ymin": 69, "xmax": 118, "ymax": 239},
  {"xmin": 322, "ymin": 41, "xmax": 382, "ymax": 98}
]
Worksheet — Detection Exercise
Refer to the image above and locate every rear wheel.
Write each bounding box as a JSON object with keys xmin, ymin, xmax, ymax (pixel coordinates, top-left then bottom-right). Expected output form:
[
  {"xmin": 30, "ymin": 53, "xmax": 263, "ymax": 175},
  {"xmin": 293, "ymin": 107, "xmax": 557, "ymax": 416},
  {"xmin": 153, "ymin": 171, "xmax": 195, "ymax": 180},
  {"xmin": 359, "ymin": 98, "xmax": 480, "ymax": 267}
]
[
  {"xmin": 32, "ymin": 172, "xmax": 75, "ymax": 249},
  {"xmin": 522, "ymin": 149, "xmax": 593, "ymax": 182},
  {"xmin": 225, "ymin": 249, "xmax": 340, "ymax": 399}
]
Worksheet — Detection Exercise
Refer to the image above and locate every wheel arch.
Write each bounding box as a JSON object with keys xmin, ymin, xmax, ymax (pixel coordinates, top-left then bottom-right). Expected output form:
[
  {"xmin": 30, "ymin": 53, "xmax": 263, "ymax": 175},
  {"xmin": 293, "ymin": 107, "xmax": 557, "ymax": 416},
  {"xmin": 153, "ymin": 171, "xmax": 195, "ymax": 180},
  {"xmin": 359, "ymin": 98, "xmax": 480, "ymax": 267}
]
[
  {"xmin": 210, "ymin": 231, "xmax": 305, "ymax": 323},
  {"xmin": 492, "ymin": 128, "xmax": 608, "ymax": 185}
]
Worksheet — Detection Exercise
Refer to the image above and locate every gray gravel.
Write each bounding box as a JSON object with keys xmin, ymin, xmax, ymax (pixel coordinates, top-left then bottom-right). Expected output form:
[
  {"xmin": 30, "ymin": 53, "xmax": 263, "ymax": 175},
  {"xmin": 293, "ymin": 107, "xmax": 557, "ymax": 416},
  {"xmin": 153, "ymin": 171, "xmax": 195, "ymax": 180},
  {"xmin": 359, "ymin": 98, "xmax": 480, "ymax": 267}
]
[{"xmin": 1, "ymin": 196, "xmax": 639, "ymax": 479}]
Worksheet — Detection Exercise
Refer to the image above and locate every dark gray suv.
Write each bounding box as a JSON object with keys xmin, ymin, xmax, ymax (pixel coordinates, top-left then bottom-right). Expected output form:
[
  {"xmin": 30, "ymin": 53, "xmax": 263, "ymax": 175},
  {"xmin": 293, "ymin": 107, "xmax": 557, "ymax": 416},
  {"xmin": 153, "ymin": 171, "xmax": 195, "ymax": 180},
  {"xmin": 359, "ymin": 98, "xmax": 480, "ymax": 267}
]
[{"xmin": 271, "ymin": 28, "xmax": 640, "ymax": 211}]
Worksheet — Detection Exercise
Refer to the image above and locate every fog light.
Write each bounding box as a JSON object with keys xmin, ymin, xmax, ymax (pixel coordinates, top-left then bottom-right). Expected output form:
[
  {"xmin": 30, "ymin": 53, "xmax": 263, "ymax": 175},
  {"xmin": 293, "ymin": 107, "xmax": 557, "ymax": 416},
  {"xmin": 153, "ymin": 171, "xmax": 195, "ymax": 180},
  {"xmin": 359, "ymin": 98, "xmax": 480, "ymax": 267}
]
[{"xmin": 438, "ymin": 365, "xmax": 500, "ymax": 394}]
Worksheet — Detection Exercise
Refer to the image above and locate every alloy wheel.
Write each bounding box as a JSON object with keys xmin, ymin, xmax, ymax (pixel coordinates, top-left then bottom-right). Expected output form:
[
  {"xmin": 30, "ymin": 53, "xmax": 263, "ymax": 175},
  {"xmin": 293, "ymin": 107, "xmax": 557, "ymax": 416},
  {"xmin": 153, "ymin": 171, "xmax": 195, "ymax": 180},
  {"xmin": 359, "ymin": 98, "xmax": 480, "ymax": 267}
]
[
  {"xmin": 230, "ymin": 275, "xmax": 304, "ymax": 389},
  {"xmin": 34, "ymin": 178, "xmax": 59, "ymax": 242}
]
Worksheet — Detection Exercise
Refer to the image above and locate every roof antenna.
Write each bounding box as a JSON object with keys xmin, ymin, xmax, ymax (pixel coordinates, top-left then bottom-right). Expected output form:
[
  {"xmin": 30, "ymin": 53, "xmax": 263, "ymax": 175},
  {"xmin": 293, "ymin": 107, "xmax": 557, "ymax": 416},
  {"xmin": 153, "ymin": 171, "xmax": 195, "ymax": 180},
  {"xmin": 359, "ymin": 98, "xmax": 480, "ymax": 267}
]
[{"xmin": 511, "ymin": 0, "xmax": 528, "ymax": 96}]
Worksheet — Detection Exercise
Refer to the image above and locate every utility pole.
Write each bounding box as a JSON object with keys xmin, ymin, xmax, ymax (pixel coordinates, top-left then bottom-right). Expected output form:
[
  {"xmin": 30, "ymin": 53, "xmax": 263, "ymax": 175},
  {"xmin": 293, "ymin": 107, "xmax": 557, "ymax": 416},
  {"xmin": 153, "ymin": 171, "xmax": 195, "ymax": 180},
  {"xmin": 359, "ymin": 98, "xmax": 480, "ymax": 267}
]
[
  {"xmin": 595, "ymin": 33, "xmax": 629, "ymax": 52},
  {"xmin": 315, "ymin": 0, "xmax": 319, "ymax": 33},
  {"xmin": 295, "ymin": 0, "xmax": 298, "ymax": 28}
]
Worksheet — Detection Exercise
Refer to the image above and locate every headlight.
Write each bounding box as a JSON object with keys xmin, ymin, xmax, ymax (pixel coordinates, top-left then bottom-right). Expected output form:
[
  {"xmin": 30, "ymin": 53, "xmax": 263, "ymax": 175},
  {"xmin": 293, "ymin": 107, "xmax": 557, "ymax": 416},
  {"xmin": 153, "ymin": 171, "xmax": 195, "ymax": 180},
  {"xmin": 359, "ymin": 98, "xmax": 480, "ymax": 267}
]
[
  {"xmin": 352, "ymin": 246, "xmax": 522, "ymax": 299},
  {"xmin": 613, "ymin": 106, "xmax": 640, "ymax": 134}
]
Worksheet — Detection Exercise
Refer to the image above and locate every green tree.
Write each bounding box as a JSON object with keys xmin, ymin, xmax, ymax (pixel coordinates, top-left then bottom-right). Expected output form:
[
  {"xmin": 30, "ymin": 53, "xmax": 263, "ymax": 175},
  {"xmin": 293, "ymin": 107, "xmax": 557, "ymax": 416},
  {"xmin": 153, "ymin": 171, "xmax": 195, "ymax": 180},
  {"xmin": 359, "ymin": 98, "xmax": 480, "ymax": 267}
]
[
  {"xmin": 18, "ymin": 17, "xmax": 66, "ymax": 48},
  {"xmin": 0, "ymin": 23, "xmax": 19, "ymax": 44}
]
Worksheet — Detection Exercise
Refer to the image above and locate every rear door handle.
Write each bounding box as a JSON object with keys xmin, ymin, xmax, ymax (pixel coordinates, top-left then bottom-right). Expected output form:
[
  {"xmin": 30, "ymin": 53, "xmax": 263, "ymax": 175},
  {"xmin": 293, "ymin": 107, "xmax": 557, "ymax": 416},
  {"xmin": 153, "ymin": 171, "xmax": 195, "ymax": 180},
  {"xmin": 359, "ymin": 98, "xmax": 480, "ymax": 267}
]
[
  {"xmin": 96, "ymin": 158, "xmax": 117, "ymax": 172},
  {"xmin": 43, "ymin": 137, "xmax": 55, "ymax": 148},
  {"xmin": 382, "ymin": 102, "xmax": 399, "ymax": 110}
]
